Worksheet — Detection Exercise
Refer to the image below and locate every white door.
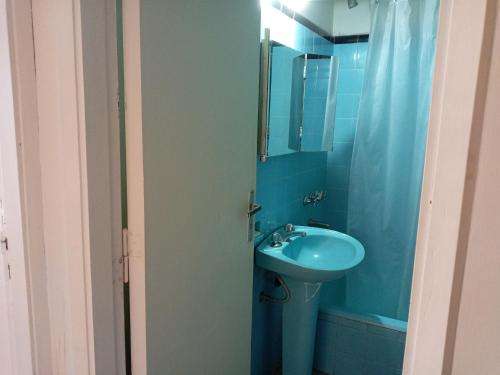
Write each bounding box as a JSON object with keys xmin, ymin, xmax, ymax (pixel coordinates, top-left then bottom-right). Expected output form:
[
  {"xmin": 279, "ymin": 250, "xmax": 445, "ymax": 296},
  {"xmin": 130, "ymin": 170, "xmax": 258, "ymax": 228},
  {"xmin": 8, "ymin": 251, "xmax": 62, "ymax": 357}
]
[
  {"xmin": 123, "ymin": 1, "xmax": 261, "ymax": 373},
  {"xmin": 0, "ymin": 149, "xmax": 14, "ymax": 375}
]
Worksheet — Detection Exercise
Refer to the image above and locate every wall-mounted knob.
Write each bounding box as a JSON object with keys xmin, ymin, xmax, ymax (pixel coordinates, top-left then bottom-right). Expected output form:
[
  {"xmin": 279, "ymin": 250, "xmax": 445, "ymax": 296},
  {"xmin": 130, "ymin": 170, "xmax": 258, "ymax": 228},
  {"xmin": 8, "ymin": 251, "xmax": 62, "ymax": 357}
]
[{"xmin": 303, "ymin": 190, "xmax": 327, "ymax": 206}]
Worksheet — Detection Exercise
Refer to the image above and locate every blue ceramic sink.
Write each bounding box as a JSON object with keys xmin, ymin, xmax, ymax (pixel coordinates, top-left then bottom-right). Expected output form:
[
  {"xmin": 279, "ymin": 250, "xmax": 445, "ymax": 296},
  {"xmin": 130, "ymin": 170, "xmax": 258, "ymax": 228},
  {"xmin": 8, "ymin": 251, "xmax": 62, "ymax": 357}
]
[
  {"xmin": 255, "ymin": 225, "xmax": 365, "ymax": 283},
  {"xmin": 256, "ymin": 225, "xmax": 365, "ymax": 375}
]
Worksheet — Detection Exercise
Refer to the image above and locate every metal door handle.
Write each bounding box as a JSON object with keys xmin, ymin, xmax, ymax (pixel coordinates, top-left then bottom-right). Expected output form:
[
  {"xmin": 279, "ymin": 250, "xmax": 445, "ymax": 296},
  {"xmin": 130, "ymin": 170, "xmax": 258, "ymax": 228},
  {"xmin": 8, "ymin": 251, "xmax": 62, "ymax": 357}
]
[
  {"xmin": 247, "ymin": 203, "xmax": 262, "ymax": 217},
  {"xmin": 247, "ymin": 190, "xmax": 261, "ymax": 242}
]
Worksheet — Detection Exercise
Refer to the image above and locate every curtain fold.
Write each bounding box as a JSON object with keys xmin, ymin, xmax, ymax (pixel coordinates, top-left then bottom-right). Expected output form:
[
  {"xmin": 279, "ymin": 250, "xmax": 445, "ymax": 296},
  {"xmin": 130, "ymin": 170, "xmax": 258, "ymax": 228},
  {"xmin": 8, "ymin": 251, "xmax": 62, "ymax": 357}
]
[{"xmin": 346, "ymin": 0, "xmax": 440, "ymax": 321}]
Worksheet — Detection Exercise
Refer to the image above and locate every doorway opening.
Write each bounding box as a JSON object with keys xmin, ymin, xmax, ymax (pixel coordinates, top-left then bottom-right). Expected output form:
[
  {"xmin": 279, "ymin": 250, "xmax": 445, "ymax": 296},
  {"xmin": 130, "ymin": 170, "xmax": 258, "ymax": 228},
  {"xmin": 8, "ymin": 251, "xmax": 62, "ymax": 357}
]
[{"xmin": 252, "ymin": 1, "xmax": 440, "ymax": 374}]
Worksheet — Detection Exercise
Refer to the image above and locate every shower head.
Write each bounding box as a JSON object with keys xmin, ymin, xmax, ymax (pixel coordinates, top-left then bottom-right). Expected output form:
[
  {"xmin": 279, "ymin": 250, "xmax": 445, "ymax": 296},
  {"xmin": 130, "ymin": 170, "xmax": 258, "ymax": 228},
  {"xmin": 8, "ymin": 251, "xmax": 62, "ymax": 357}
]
[{"xmin": 347, "ymin": 0, "xmax": 358, "ymax": 8}]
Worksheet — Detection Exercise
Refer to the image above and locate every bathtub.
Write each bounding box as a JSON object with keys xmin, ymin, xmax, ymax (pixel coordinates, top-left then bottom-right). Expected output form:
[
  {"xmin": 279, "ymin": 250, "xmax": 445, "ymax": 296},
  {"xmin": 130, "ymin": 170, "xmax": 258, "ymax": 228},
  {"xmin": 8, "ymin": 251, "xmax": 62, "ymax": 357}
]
[{"xmin": 313, "ymin": 305, "xmax": 407, "ymax": 375}]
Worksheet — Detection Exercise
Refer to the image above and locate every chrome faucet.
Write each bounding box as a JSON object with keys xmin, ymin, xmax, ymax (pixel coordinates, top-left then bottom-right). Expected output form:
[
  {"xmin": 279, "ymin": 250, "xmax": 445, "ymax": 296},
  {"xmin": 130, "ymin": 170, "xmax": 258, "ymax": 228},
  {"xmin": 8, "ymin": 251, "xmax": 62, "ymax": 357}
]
[
  {"xmin": 271, "ymin": 224, "xmax": 307, "ymax": 247},
  {"xmin": 303, "ymin": 190, "xmax": 327, "ymax": 206},
  {"xmin": 270, "ymin": 224, "xmax": 307, "ymax": 247},
  {"xmin": 282, "ymin": 223, "xmax": 307, "ymax": 240},
  {"xmin": 282, "ymin": 231, "xmax": 307, "ymax": 242},
  {"xmin": 270, "ymin": 232, "xmax": 284, "ymax": 247}
]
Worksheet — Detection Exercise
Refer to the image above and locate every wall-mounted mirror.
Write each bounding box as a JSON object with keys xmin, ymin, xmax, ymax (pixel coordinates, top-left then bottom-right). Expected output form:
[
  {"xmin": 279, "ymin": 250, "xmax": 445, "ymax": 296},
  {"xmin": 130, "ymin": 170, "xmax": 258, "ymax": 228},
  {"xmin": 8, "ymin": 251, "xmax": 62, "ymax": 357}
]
[{"xmin": 258, "ymin": 29, "xmax": 339, "ymax": 161}]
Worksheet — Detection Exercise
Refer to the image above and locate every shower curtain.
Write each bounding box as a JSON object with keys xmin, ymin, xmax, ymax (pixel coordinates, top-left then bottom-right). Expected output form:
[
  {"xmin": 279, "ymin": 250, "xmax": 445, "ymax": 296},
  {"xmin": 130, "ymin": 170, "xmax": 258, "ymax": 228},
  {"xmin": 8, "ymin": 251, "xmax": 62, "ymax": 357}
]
[{"xmin": 346, "ymin": 0, "xmax": 440, "ymax": 321}]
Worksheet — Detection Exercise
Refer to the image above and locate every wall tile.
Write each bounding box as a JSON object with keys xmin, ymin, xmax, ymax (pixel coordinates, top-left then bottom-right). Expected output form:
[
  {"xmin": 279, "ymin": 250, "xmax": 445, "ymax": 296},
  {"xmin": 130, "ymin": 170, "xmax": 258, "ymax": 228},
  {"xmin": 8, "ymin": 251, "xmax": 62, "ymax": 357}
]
[
  {"xmin": 356, "ymin": 43, "xmax": 368, "ymax": 68},
  {"xmin": 314, "ymin": 313, "xmax": 405, "ymax": 375},
  {"xmin": 353, "ymin": 94, "xmax": 361, "ymax": 115},
  {"xmin": 330, "ymin": 142, "xmax": 354, "ymax": 167},
  {"xmin": 328, "ymin": 210, "xmax": 348, "ymax": 232},
  {"xmin": 334, "ymin": 118, "xmax": 356, "ymax": 143},
  {"xmin": 326, "ymin": 41, "xmax": 367, "ymax": 237},
  {"xmin": 327, "ymin": 166, "xmax": 350, "ymax": 190},
  {"xmin": 363, "ymin": 362, "xmax": 402, "ymax": 375},
  {"xmin": 365, "ymin": 330, "xmax": 405, "ymax": 369},
  {"xmin": 320, "ymin": 278, "xmax": 346, "ymax": 307},
  {"xmin": 334, "ymin": 43, "xmax": 358, "ymax": 69},
  {"xmin": 329, "ymin": 189, "xmax": 349, "ymax": 212},
  {"xmin": 335, "ymin": 94, "xmax": 355, "ymax": 118},
  {"xmin": 338, "ymin": 68, "xmax": 364, "ymax": 94},
  {"xmin": 335, "ymin": 352, "xmax": 365, "ymax": 375}
]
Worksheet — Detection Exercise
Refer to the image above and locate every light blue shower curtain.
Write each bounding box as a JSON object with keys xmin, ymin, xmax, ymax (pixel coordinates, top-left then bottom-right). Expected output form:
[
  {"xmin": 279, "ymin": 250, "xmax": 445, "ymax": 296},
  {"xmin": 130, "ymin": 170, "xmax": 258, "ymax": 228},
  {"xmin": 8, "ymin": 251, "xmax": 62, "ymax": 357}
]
[{"xmin": 346, "ymin": 0, "xmax": 440, "ymax": 321}]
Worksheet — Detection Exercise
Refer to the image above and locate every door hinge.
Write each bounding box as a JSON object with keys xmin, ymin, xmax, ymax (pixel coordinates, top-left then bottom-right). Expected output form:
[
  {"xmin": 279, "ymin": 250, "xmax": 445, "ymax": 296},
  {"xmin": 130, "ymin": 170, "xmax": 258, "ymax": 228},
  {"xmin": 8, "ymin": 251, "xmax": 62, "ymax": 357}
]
[{"xmin": 121, "ymin": 228, "xmax": 129, "ymax": 284}]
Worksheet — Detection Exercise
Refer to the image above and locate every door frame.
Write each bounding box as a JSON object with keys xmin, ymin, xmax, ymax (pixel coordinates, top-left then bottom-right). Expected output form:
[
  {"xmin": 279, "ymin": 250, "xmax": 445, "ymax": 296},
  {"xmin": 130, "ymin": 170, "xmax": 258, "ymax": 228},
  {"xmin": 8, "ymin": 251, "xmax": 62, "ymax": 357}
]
[
  {"xmin": 4, "ymin": 0, "xmax": 126, "ymax": 374},
  {"xmin": 4, "ymin": 0, "xmax": 498, "ymax": 373},
  {"xmin": 1, "ymin": 1, "xmax": 40, "ymax": 373},
  {"xmin": 121, "ymin": 0, "xmax": 147, "ymax": 373},
  {"xmin": 403, "ymin": 0, "xmax": 499, "ymax": 373},
  {"xmin": 0, "ymin": 142, "xmax": 14, "ymax": 375}
]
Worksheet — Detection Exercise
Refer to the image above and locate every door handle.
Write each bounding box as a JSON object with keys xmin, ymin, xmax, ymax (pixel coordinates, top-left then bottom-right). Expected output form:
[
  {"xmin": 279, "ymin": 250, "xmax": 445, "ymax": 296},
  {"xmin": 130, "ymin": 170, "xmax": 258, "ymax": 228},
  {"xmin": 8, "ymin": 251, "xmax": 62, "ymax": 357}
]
[
  {"xmin": 247, "ymin": 190, "xmax": 261, "ymax": 242},
  {"xmin": 247, "ymin": 203, "xmax": 262, "ymax": 217}
]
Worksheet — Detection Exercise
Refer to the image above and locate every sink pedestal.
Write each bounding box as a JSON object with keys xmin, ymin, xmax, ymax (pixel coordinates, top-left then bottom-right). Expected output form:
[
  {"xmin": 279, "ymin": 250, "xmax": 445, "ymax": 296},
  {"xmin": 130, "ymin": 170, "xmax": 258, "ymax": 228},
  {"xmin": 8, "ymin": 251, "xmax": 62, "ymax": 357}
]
[{"xmin": 282, "ymin": 277, "xmax": 322, "ymax": 375}]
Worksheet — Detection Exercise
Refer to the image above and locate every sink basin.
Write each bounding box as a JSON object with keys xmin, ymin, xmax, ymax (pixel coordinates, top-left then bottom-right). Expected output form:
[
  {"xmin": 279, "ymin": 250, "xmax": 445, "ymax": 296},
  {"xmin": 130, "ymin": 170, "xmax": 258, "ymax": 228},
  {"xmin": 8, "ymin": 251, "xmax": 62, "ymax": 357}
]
[
  {"xmin": 255, "ymin": 225, "xmax": 365, "ymax": 375},
  {"xmin": 255, "ymin": 226, "xmax": 365, "ymax": 282}
]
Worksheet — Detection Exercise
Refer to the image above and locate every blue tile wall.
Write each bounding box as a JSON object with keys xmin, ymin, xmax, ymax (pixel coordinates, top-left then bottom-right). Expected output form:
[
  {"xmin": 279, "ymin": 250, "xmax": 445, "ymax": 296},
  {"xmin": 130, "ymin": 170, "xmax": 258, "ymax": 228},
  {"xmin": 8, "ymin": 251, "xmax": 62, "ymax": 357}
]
[
  {"xmin": 256, "ymin": 7, "xmax": 336, "ymax": 239},
  {"xmin": 252, "ymin": 41, "xmax": 369, "ymax": 375},
  {"xmin": 314, "ymin": 312, "xmax": 406, "ymax": 375},
  {"xmin": 325, "ymin": 42, "xmax": 368, "ymax": 232},
  {"xmin": 256, "ymin": 152, "xmax": 328, "ymax": 235},
  {"xmin": 253, "ymin": 153, "xmax": 328, "ymax": 374},
  {"xmin": 253, "ymin": 159, "xmax": 329, "ymax": 375},
  {"xmin": 252, "ymin": 8, "xmax": 334, "ymax": 375}
]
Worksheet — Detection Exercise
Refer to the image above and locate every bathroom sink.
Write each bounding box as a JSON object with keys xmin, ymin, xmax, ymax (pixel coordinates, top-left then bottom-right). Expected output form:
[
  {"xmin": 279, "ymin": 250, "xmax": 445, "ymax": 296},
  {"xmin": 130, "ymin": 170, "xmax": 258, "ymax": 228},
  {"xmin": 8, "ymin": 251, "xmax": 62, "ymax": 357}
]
[
  {"xmin": 255, "ymin": 225, "xmax": 365, "ymax": 282},
  {"xmin": 256, "ymin": 225, "xmax": 365, "ymax": 375}
]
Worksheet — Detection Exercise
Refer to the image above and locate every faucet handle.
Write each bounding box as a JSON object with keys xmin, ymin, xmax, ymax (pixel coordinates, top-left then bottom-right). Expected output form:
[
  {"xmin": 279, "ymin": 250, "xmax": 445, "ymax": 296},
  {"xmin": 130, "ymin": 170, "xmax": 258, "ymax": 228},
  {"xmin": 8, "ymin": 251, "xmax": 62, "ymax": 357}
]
[
  {"xmin": 271, "ymin": 232, "xmax": 283, "ymax": 247},
  {"xmin": 285, "ymin": 224, "xmax": 295, "ymax": 232}
]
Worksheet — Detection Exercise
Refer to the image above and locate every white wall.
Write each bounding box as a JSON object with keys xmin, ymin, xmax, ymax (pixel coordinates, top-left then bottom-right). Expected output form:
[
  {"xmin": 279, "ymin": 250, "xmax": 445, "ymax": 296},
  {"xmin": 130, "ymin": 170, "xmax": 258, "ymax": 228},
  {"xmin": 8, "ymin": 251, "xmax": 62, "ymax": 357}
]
[
  {"xmin": 300, "ymin": 0, "xmax": 335, "ymax": 34},
  {"xmin": 332, "ymin": 0, "xmax": 370, "ymax": 36},
  {"xmin": 278, "ymin": 0, "xmax": 370, "ymax": 36}
]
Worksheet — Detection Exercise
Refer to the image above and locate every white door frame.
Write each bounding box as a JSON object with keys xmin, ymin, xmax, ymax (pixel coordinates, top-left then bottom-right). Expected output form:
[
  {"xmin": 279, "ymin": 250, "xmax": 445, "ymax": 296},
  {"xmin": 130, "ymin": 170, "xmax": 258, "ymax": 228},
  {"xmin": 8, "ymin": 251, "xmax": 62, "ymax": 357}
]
[
  {"xmin": 4, "ymin": 0, "xmax": 498, "ymax": 373},
  {"xmin": 0, "ymin": 145, "xmax": 14, "ymax": 375},
  {"xmin": 4, "ymin": 0, "xmax": 126, "ymax": 374},
  {"xmin": 121, "ymin": 1, "xmax": 147, "ymax": 372},
  {"xmin": 404, "ymin": 0, "xmax": 499, "ymax": 373},
  {"xmin": 1, "ymin": 1, "xmax": 38, "ymax": 373}
]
